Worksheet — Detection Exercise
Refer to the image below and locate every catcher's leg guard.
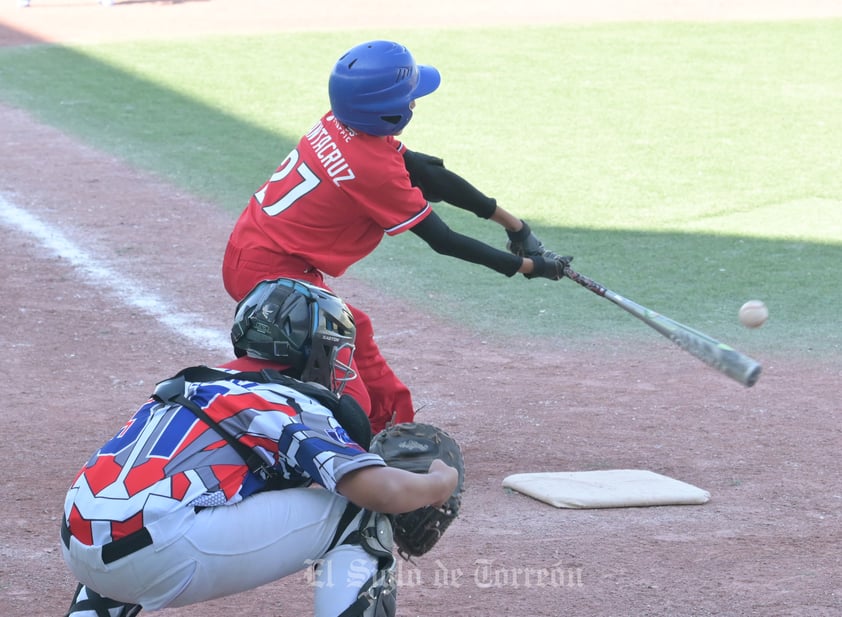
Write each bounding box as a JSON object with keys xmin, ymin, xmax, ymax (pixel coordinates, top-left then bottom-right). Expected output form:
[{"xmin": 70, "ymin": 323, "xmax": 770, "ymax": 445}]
[
  {"xmin": 337, "ymin": 510, "xmax": 397, "ymax": 617},
  {"xmin": 64, "ymin": 583, "xmax": 142, "ymax": 617}
]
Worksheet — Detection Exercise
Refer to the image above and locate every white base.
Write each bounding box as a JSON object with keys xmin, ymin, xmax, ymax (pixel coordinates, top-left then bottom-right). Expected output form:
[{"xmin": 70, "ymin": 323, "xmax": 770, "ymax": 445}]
[{"xmin": 502, "ymin": 469, "xmax": 711, "ymax": 509}]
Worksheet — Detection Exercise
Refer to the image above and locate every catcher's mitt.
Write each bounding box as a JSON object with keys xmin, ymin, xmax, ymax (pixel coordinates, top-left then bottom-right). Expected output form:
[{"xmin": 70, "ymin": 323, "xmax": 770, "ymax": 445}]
[{"xmin": 369, "ymin": 422, "xmax": 465, "ymax": 559}]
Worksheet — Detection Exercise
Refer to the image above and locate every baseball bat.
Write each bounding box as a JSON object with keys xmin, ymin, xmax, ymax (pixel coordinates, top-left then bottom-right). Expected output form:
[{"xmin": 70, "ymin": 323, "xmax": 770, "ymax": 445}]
[{"xmin": 563, "ymin": 266, "xmax": 762, "ymax": 387}]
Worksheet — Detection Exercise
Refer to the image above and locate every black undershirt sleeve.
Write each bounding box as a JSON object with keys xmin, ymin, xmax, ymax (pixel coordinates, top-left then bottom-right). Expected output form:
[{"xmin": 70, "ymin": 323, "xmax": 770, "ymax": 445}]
[
  {"xmin": 403, "ymin": 149, "xmax": 498, "ymax": 219},
  {"xmin": 409, "ymin": 211, "xmax": 522, "ymax": 277}
]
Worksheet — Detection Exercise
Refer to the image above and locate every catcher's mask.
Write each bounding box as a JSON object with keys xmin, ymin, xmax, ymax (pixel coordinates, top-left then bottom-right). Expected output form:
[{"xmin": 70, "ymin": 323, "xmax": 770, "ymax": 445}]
[
  {"xmin": 231, "ymin": 278, "xmax": 357, "ymax": 394},
  {"xmin": 328, "ymin": 40, "xmax": 441, "ymax": 136}
]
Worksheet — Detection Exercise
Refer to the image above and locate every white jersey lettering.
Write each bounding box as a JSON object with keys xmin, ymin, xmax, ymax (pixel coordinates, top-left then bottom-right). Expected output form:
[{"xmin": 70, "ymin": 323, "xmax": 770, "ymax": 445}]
[{"xmin": 304, "ymin": 121, "xmax": 356, "ymax": 186}]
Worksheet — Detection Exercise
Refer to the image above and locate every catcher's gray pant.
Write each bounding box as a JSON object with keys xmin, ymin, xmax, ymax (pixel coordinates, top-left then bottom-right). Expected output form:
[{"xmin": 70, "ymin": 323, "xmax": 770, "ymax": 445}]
[{"xmin": 61, "ymin": 488, "xmax": 378, "ymax": 615}]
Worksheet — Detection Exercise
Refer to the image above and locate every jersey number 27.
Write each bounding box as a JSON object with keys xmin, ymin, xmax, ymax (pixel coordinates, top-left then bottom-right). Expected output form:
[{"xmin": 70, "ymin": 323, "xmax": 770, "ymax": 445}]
[{"xmin": 255, "ymin": 148, "xmax": 320, "ymax": 216}]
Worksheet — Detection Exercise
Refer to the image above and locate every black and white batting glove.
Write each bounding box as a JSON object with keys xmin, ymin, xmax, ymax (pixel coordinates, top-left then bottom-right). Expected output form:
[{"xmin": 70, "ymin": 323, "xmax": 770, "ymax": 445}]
[
  {"xmin": 525, "ymin": 253, "xmax": 573, "ymax": 281},
  {"xmin": 506, "ymin": 220, "xmax": 545, "ymax": 257}
]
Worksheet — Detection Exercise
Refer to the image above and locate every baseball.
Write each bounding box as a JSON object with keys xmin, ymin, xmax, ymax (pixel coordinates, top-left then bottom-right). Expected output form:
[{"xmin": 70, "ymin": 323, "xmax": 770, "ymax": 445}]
[{"xmin": 739, "ymin": 300, "xmax": 768, "ymax": 328}]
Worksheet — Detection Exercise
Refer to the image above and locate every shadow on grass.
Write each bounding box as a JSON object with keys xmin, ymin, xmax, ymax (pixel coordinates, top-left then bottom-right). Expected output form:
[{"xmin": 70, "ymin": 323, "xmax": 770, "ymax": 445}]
[
  {"xmin": 0, "ymin": 39, "xmax": 298, "ymax": 210},
  {"xmin": 363, "ymin": 218, "xmax": 841, "ymax": 357}
]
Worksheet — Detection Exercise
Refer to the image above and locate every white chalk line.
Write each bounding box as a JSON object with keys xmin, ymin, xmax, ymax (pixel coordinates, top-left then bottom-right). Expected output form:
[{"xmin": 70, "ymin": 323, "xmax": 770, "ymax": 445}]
[{"xmin": 0, "ymin": 193, "xmax": 232, "ymax": 355}]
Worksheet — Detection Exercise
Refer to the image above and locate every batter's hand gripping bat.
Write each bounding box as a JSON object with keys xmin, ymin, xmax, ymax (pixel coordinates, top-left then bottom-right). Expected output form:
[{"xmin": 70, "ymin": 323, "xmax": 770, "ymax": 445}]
[{"xmin": 563, "ymin": 266, "xmax": 762, "ymax": 387}]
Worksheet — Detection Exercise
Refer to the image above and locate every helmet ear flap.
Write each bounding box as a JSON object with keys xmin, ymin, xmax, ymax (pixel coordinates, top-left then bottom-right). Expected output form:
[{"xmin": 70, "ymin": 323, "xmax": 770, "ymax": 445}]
[
  {"xmin": 278, "ymin": 294, "xmax": 313, "ymax": 351},
  {"xmin": 299, "ymin": 295, "xmax": 357, "ymax": 392},
  {"xmin": 299, "ymin": 329, "xmax": 327, "ymax": 382}
]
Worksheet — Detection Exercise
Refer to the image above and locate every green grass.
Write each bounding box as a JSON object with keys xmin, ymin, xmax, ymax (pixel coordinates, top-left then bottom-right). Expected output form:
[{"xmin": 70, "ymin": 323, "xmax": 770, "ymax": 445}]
[{"xmin": 1, "ymin": 21, "xmax": 840, "ymax": 355}]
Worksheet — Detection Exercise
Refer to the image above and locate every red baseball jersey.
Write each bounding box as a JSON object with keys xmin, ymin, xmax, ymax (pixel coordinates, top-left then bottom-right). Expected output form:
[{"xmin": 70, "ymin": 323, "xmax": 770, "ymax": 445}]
[{"xmin": 226, "ymin": 112, "xmax": 432, "ymax": 280}]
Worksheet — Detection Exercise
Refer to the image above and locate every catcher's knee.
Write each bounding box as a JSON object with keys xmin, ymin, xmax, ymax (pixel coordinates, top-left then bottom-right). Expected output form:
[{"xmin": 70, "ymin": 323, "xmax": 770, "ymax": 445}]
[{"xmin": 338, "ymin": 510, "xmax": 397, "ymax": 617}]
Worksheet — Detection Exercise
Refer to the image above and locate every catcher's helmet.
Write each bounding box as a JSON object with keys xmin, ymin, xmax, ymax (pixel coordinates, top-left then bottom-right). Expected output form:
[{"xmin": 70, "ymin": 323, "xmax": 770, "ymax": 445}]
[
  {"xmin": 231, "ymin": 278, "xmax": 357, "ymax": 393},
  {"xmin": 328, "ymin": 40, "xmax": 441, "ymax": 136}
]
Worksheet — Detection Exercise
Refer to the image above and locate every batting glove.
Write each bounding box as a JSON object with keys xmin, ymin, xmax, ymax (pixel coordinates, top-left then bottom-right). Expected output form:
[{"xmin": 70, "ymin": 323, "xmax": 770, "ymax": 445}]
[
  {"xmin": 506, "ymin": 220, "xmax": 546, "ymax": 257},
  {"xmin": 525, "ymin": 253, "xmax": 573, "ymax": 281}
]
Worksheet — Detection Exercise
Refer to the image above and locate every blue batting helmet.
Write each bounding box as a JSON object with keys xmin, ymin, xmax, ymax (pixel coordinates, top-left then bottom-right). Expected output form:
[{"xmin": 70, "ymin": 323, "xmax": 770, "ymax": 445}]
[{"xmin": 328, "ymin": 40, "xmax": 441, "ymax": 136}]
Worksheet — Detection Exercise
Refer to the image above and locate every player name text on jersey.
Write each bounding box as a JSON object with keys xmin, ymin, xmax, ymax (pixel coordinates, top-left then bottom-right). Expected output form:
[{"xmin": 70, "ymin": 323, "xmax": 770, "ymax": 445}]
[{"xmin": 304, "ymin": 121, "xmax": 356, "ymax": 186}]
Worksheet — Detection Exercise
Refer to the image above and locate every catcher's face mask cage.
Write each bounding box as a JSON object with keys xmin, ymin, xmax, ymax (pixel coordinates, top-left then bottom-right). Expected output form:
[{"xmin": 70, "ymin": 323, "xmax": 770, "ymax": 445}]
[
  {"xmin": 299, "ymin": 290, "xmax": 357, "ymax": 394},
  {"xmin": 231, "ymin": 278, "xmax": 357, "ymax": 393}
]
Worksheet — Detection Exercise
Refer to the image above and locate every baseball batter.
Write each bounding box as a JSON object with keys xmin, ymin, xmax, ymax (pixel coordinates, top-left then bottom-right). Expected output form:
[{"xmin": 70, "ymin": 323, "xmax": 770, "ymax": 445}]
[
  {"xmin": 223, "ymin": 40, "xmax": 572, "ymax": 434},
  {"xmin": 60, "ymin": 279, "xmax": 459, "ymax": 617}
]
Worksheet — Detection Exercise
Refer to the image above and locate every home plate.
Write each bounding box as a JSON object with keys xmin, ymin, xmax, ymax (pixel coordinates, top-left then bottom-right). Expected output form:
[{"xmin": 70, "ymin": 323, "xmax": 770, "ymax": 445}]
[{"xmin": 502, "ymin": 469, "xmax": 710, "ymax": 509}]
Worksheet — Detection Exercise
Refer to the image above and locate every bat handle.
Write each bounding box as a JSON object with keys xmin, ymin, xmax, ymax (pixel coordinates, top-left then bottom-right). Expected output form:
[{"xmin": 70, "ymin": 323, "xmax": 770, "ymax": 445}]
[{"xmin": 564, "ymin": 266, "xmax": 607, "ymax": 297}]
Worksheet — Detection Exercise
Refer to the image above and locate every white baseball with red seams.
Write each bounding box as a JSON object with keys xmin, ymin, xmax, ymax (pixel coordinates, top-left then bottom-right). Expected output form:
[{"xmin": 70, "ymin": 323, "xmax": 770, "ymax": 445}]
[{"xmin": 739, "ymin": 300, "xmax": 769, "ymax": 328}]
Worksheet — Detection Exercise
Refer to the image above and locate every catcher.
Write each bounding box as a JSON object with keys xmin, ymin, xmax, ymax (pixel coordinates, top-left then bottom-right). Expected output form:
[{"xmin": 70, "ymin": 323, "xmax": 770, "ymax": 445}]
[{"xmin": 60, "ymin": 278, "xmax": 464, "ymax": 617}]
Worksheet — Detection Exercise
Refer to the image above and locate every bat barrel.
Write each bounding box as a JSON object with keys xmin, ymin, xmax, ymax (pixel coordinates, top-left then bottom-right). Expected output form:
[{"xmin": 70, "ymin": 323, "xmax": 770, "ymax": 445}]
[
  {"xmin": 743, "ymin": 363, "xmax": 762, "ymax": 388},
  {"xmin": 718, "ymin": 351, "xmax": 762, "ymax": 387},
  {"xmin": 564, "ymin": 267, "xmax": 763, "ymax": 387},
  {"xmin": 665, "ymin": 323, "xmax": 763, "ymax": 388}
]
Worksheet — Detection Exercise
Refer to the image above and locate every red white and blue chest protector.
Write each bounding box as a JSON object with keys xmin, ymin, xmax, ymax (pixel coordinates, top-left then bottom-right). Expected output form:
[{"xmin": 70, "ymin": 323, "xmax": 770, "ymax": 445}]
[{"xmin": 63, "ymin": 373, "xmax": 384, "ymax": 550}]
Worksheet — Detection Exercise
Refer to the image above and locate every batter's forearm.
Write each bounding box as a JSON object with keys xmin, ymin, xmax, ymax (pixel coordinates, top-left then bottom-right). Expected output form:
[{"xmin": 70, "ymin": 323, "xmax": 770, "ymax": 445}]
[
  {"xmin": 489, "ymin": 207, "xmax": 525, "ymax": 233},
  {"xmin": 410, "ymin": 211, "xmax": 522, "ymax": 276},
  {"xmin": 432, "ymin": 233, "xmax": 523, "ymax": 276}
]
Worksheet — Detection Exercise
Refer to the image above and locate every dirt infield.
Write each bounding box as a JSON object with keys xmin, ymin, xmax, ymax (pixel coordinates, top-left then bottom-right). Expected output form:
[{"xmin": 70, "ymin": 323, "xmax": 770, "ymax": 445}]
[{"xmin": 1, "ymin": 2, "xmax": 841, "ymax": 616}]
